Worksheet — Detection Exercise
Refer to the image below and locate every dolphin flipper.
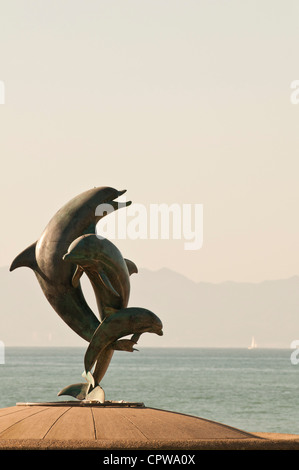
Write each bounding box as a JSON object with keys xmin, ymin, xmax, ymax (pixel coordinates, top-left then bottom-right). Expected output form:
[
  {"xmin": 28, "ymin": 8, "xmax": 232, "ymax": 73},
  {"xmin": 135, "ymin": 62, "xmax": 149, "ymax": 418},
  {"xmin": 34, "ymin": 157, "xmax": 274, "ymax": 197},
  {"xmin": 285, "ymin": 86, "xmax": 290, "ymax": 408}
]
[
  {"xmin": 10, "ymin": 241, "xmax": 38, "ymax": 272},
  {"xmin": 112, "ymin": 339, "xmax": 139, "ymax": 352},
  {"xmin": 98, "ymin": 271, "xmax": 120, "ymax": 297},
  {"xmin": 72, "ymin": 265, "xmax": 84, "ymax": 288}
]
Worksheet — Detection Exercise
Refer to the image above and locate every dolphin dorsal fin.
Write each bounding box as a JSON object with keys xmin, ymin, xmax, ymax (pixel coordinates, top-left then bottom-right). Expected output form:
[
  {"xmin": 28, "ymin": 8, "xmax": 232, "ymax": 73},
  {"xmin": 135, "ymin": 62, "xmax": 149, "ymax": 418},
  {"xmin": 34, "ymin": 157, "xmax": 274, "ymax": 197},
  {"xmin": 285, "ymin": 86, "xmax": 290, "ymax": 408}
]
[
  {"xmin": 9, "ymin": 241, "xmax": 37, "ymax": 272},
  {"xmin": 72, "ymin": 265, "xmax": 84, "ymax": 288},
  {"xmin": 124, "ymin": 258, "xmax": 138, "ymax": 275}
]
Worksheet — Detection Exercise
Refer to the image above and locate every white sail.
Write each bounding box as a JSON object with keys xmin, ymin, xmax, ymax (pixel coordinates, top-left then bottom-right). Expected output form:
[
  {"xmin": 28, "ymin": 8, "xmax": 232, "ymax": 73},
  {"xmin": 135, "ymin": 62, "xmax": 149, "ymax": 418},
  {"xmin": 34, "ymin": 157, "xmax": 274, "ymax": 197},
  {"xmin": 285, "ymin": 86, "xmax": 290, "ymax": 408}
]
[{"xmin": 248, "ymin": 336, "xmax": 257, "ymax": 349}]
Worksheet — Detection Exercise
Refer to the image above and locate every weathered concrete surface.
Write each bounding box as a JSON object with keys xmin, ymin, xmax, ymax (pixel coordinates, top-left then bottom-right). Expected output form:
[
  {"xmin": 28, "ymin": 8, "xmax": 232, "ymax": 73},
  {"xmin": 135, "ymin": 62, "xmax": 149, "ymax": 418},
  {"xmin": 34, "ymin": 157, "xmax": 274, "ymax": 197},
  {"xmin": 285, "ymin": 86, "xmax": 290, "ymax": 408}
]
[{"xmin": 0, "ymin": 403, "xmax": 297, "ymax": 450}]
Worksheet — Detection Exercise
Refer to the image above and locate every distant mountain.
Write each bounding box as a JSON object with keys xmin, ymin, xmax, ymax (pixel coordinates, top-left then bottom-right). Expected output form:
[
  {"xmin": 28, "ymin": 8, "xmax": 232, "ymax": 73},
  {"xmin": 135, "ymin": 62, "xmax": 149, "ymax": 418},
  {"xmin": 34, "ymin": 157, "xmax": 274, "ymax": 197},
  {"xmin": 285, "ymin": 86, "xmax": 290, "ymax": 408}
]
[
  {"xmin": 1, "ymin": 265, "xmax": 299, "ymax": 348},
  {"xmin": 130, "ymin": 268, "xmax": 299, "ymax": 349}
]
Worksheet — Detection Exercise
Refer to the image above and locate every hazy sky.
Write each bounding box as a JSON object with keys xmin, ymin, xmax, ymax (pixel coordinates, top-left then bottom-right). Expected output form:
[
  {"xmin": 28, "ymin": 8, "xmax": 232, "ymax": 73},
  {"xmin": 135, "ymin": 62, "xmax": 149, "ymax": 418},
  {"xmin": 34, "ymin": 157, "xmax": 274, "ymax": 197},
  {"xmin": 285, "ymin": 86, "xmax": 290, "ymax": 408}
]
[{"xmin": 1, "ymin": 0, "xmax": 299, "ymax": 283}]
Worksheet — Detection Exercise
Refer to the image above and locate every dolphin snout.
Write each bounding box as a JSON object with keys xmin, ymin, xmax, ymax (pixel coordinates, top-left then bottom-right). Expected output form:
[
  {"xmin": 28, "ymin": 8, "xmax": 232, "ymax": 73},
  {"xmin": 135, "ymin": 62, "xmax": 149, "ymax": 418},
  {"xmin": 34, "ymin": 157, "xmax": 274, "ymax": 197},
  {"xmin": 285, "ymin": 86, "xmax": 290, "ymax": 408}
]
[{"xmin": 151, "ymin": 323, "xmax": 163, "ymax": 336}]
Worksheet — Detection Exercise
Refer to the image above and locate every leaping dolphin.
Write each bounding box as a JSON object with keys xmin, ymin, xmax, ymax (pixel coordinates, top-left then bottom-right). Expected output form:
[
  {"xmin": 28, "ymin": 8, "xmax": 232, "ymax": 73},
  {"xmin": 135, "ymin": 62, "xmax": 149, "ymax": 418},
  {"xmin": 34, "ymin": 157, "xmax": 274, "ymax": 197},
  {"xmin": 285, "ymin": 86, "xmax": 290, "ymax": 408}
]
[
  {"xmin": 62, "ymin": 234, "xmax": 137, "ymax": 321},
  {"xmin": 9, "ymin": 187, "xmax": 131, "ymax": 342},
  {"xmin": 84, "ymin": 307, "xmax": 163, "ymax": 379},
  {"xmin": 63, "ymin": 307, "xmax": 163, "ymax": 401}
]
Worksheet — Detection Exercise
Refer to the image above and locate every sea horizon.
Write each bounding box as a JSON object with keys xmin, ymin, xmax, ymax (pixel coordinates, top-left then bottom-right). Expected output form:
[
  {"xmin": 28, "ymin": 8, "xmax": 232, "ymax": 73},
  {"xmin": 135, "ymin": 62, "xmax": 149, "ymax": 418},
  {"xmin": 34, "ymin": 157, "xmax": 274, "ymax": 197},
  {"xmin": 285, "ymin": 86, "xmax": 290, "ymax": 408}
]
[{"xmin": 1, "ymin": 347, "xmax": 298, "ymax": 434}]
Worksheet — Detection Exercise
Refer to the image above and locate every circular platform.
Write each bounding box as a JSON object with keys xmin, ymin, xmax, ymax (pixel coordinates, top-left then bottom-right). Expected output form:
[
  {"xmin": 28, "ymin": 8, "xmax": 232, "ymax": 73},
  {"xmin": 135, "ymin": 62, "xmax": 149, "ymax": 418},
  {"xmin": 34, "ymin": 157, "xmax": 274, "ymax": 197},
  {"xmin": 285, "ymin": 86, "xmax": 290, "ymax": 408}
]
[{"xmin": 0, "ymin": 402, "xmax": 298, "ymax": 450}]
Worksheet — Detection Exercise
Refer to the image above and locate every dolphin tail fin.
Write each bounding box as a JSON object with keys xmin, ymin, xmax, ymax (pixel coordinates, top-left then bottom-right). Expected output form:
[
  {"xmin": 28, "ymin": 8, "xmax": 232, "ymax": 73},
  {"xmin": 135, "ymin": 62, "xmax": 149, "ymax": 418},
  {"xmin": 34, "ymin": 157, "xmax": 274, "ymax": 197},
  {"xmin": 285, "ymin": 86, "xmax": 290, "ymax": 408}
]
[
  {"xmin": 57, "ymin": 382, "xmax": 90, "ymax": 400},
  {"xmin": 84, "ymin": 384, "xmax": 105, "ymax": 403},
  {"xmin": 9, "ymin": 241, "xmax": 37, "ymax": 272}
]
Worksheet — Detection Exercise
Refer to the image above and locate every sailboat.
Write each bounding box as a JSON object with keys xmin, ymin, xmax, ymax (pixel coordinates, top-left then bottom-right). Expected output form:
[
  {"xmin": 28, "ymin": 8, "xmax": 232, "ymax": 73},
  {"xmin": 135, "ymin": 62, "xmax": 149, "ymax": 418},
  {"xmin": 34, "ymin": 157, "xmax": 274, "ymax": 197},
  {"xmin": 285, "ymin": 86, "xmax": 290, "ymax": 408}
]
[{"xmin": 248, "ymin": 336, "xmax": 257, "ymax": 349}]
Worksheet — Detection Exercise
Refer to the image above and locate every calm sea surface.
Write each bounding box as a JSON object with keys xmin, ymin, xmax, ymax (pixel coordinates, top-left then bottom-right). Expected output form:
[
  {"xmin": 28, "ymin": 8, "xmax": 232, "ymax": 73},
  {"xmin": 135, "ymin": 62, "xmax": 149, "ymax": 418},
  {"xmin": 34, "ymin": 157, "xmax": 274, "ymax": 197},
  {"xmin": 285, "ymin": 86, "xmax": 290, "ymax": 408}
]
[{"xmin": 0, "ymin": 347, "xmax": 298, "ymax": 435}]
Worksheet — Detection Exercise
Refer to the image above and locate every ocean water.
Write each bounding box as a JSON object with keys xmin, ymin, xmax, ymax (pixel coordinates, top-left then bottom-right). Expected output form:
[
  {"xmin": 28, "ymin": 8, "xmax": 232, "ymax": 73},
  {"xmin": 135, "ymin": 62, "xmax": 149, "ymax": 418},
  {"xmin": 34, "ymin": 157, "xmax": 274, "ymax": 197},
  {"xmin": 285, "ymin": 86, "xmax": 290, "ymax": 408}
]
[{"xmin": 0, "ymin": 347, "xmax": 298, "ymax": 435}]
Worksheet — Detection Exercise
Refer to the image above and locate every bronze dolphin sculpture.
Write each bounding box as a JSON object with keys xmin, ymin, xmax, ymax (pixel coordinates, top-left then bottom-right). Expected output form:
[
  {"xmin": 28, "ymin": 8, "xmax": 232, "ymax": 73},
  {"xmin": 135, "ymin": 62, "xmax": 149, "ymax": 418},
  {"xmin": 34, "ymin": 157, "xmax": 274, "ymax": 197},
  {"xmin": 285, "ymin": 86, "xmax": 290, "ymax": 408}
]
[
  {"xmin": 10, "ymin": 186, "xmax": 163, "ymax": 403},
  {"xmin": 9, "ymin": 186, "xmax": 131, "ymax": 342}
]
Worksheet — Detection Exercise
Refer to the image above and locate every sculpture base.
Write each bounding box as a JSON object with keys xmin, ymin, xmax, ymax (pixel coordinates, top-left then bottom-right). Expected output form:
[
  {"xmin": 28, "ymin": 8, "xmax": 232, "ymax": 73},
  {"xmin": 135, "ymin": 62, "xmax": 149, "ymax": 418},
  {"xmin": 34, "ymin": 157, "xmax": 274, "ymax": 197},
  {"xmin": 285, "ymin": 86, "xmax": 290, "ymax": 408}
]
[{"xmin": 2, "ymin": 402, "xmax": 297, "ymax": 450}]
